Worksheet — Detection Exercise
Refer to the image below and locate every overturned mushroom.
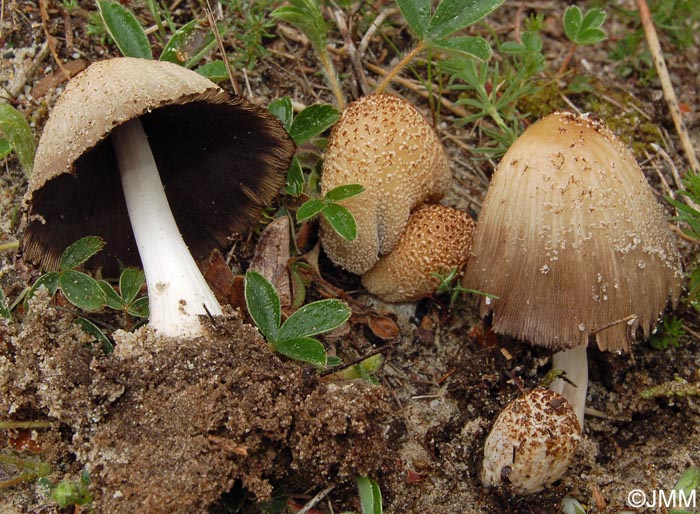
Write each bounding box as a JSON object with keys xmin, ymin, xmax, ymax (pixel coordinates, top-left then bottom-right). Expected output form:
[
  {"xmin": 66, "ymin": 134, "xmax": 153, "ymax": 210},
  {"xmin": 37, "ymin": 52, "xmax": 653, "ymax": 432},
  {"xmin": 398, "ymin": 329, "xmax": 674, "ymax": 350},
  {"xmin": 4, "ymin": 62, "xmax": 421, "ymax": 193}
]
[
  {"xmin": 23, "ymin": 57, "xmax": 295, "ymax": 337},
  {"xmin": 464, "ymin": 111, "xmax": 682, "ymax": 492},
  {"xmin": 320, "ymin": 94, "xmax": 451, "ymax": 274},
  {"xmin": 361, "ymin": 204, "xmax": 475, "ymax": 302}
]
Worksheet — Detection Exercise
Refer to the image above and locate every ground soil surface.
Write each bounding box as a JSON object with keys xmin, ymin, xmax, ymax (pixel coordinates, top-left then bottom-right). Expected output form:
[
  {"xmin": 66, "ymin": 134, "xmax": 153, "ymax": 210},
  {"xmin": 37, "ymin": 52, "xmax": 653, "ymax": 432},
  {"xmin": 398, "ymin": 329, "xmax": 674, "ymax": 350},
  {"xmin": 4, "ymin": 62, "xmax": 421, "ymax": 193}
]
[{"xmin": 2, "ymin": 1, "xmax": 700, "ymax": 513}]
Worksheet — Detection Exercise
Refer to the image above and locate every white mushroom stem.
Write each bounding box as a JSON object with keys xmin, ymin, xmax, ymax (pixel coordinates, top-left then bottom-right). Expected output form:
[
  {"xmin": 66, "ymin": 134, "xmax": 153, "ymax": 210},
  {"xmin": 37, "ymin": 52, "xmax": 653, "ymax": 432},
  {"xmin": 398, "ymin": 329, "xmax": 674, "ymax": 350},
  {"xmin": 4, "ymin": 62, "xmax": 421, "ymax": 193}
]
[
  {"xmin": 549, "ymin": 344, "xmax": 588, "ymax": 429},
  {"xmin": 112, "ymin": 118, "xmax": 222, "ymax": 338}
]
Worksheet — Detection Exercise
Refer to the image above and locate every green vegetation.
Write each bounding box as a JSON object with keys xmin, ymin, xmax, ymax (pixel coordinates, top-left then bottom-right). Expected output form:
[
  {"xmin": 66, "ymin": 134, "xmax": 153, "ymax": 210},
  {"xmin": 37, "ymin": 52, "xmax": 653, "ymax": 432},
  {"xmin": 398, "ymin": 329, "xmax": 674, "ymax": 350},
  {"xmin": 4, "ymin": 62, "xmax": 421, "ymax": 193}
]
[
  {"xmin": 606, "ymin": 0, "xmax": 700, "ymax": 80},
  {"xmin": 296, "ymin": 184, "xmax": 365, "ymax": 241},
  {"xmin": 40, "ymin": 471, "xmax": 93, "ymax": 509},
  {"xmin": 244, "ymin": 269, "xmax": 350, "ymax": 366},
  {"xmin": 268, "ymin": 96, "xmax": 363, "ymax": 241},
  {"xmin": 95, "ymin": 0, "xmax": 226, "ymax": 81},
  {"xmin": 649, "ymin": 169, "xmax": 700, "ymax": 350},
  {"xmin": 669, "ymin": 467, "xmax": 700, "ymax": 514},
  {"xmin": 267, "ymin": 97, "xmax": 339, "ymax": 196},
  {"xmin": 433, "ymin": 267, "xmax": 498, "ymax": 307},
  {"xmin": 354, "ymin": 475, "xmax": 383, "ymax": 514},
  {"xmin": 649, "ymin": 315, "xmax": 686, "ymax": 350},
  {"xmin": 272, "ymin": 0, "xmax": 345, "ymax": 108},
  {"xmin": 0, "ymin": 453, "xmax": 51, "ymax": 489},
  {"xmin": 0, "ymin": 103, "xmax": 35, "ymax": 177},
  {"xmin": 376, "ymin": 0, "xmax": 505, "ymax": 93},
  {"xmin": 20, "ymin": 236, "xmax": 148, "ymax": 352}
]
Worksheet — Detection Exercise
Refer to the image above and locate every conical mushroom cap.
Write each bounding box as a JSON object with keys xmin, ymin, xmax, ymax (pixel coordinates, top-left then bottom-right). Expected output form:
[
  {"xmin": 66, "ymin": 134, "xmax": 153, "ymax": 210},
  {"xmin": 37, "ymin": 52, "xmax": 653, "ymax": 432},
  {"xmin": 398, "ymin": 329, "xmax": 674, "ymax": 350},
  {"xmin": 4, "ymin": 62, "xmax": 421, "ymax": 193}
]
[
  {"xmin": 23, "ymin": 57, "xmax": 295, "ymax": 272},
  {"xmin": 320, "ymin": 94, "xmax": 451, "ymax": 274},
  {"xmin": 463, "ymin": 112, "xmax": 683, "ymax": 352}
]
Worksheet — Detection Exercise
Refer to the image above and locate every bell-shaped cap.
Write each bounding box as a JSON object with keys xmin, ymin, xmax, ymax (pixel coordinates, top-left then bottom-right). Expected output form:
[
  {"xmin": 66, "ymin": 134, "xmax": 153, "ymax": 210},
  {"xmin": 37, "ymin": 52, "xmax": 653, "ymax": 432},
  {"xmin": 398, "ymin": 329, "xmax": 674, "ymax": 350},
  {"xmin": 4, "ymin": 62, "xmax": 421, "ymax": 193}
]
[{"xmin": 463, "ymin": 112, "xmax": 682, "ymax": 352}]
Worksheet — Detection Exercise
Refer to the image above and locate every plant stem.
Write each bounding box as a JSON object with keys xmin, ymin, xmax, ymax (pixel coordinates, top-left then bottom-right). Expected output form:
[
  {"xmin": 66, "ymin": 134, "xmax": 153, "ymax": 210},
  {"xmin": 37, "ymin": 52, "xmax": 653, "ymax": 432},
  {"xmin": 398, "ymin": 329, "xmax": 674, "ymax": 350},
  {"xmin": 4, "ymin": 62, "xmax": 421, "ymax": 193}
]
[
  {"xmin": 0, "ymin": 241, "xmax": 19, "ymax": 252},
  {"xmin": 0, "ymin": 420, "xmax": 53, "ymax": 429},
  {"xmin": 318, "ymin": 50, "xmax": 345, "ymax": 110},
  {"xmin": 0, "ymin": 474, "xmax": 35, "ymax": 489},
  {"xmin": 375, "ymin": 41, "xmax": 426, "ymax": 94},
  {"xmin": 0, "ymin": 454, "xmax": 44, "ymax": 471},
  {"xmin": 557, "ymin": 43, "xmax": 578, "ymax": 75}
]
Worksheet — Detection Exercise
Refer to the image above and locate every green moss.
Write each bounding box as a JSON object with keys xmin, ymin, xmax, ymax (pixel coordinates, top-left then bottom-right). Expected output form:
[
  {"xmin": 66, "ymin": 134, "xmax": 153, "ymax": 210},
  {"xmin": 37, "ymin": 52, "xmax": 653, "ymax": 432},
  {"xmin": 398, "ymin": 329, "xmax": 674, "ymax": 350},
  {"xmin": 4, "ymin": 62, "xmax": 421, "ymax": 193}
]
[
  {"xmin": 516, "ymin": 79, "xmax": 567, "ymax": 120},
  {"xmin": 518, "ymin": 76, "xmax": 662, "ymax": 160},
  {"xmin": 578, "ymin": 88, "xmax": 663, "ymax": 159}
]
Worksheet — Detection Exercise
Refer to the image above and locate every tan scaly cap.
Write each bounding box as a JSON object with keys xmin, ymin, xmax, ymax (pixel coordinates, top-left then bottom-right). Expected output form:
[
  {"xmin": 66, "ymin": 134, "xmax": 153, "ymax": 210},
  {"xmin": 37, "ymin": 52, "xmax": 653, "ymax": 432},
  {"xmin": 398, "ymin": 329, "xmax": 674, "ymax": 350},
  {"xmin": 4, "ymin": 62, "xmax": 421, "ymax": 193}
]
[
  {"xmin": 362, "ymin": 204, "xmax": 475, "ymax": 302},
  {"xmin": 463, "ymin": 112, "xmax": 683, "ymax": 352},
  {"xmin": 320, "ymin": 94, "xmax": 451, "ymax": 274},
  {"xmin": 23, "ymin": 57, "xmax": 295, "ymax": 272}
]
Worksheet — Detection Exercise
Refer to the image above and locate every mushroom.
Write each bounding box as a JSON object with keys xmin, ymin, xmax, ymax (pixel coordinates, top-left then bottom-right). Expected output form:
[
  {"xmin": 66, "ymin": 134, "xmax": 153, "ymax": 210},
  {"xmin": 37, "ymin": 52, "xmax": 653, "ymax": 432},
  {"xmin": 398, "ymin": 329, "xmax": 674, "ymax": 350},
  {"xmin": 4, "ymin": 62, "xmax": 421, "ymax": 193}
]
[
  {"xmin": 320, "ymin": 94, "xmax": 451, "ymax": 274},
  {"xmin": 463, "ymin": 111, "xmax": 683, "ymax": 492},
  {"xmin": 480, "ymin": 387, "xmax": 581, "ymax": 495},
  {"xmin": 22, "ymin": 57, "xmax": 295, "ymax": 337},
  {"xmin": 361, "ymin": 204, "xmax": 475, "ymax": 302}
]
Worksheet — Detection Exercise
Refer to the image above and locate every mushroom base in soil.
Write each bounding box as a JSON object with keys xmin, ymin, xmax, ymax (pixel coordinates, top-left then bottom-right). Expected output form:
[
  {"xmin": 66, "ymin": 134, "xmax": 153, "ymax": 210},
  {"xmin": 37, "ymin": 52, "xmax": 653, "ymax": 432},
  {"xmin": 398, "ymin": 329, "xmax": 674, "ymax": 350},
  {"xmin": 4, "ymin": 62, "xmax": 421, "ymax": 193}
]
[
  {"xmin": 466, "ymin": 112, "xmax": 683, "ymax": 495},
  {"xmin": 0, "ymin": 294, "xmax": 394, "ymax": 514},
  {"xmin": 112, "ymin": 118, "xmax": 222, "ymax": 338}
]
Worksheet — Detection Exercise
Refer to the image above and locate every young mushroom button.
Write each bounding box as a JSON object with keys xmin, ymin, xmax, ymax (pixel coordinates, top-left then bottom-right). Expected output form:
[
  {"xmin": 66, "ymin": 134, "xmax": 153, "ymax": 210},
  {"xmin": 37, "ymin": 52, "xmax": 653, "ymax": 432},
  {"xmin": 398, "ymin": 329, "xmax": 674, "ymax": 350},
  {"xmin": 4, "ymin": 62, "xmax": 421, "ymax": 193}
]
[
  {"xmin": 320, "ymin": 94, "xmax": 451, "ymax": 275},
  {"xmin": 463, "ymin": 112, "xmax": 683, "ymax": 493},
  {"xmin": 22, "ymin": 57, "xmax": 295, "ymax": 338},
  {"xmin": 361, "ymin": 204, "xmax": 475, "ymax": 302}
]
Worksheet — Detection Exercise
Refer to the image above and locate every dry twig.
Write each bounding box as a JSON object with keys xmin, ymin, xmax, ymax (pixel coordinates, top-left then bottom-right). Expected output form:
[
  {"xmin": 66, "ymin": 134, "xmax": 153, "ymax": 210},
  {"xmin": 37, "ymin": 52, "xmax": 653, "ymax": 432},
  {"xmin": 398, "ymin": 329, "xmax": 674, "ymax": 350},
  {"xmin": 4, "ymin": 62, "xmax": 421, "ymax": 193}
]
[
  {"xmin": 39, "ymin": 0, "xmax": 71, "ymax": 80},
  {"xmin": 635, "ymin": 0, "xmax": 699, "ymax": 173}
]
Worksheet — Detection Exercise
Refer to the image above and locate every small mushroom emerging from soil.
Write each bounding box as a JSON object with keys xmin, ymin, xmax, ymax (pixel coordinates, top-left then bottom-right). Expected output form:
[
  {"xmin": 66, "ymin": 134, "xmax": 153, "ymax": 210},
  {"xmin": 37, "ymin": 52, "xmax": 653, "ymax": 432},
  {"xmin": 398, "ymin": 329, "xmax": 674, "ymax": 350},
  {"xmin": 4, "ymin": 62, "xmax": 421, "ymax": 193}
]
[
  {"xmin": 361, "ymin": 204, "xmax": 475, "ymax": 302},
  {"xmin": 320, "ymin": 94, "xmax": 451, "ymax": 274},
  {"xmin": 463, "ymin": 111, "xmax": 683, "ymax": 493},
  {"xmin": 22, "ymin": 57, "xmax": 295, "ymax": 337},
  {"xmin": 481, "ymin": 387, "xmax": 581, "ymax": 495}
]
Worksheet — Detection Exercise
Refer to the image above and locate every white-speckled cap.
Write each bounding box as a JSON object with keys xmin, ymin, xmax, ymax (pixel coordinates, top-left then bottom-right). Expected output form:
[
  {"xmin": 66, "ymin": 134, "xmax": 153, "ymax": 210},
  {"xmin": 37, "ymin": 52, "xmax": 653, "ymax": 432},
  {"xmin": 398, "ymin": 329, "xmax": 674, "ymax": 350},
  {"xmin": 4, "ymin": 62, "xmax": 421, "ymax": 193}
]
[
  {"xmin": 23, "ymin": 57, "xmax": 294, "ymax": 272},
  {"xmin": 463, "ymin": 112, "xmax": 683, "ymax": 352}
]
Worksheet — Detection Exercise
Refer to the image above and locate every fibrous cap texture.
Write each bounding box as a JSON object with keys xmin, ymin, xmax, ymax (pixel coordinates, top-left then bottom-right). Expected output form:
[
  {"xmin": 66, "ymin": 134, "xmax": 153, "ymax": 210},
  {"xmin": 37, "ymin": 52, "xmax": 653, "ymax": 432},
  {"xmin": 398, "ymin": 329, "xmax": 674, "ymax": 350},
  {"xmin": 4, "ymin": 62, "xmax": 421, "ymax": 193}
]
[
  {"xmin": 463, "ymin": 112, "xmax": 682, "ymax": 352},
  {"xmin": 362, "ymin": 204, "xmax": 475, "ymax": 302},
  {"xmin": 320, "ymin": 94, "xmax": 451, "ymax": 274},
  {"xmin": 23, "ymin": 57, "xmax": 295, "ymax": 272},
  {"xmin": 481, "ymin": 387, "xmax": 581, "ymax": 495}
]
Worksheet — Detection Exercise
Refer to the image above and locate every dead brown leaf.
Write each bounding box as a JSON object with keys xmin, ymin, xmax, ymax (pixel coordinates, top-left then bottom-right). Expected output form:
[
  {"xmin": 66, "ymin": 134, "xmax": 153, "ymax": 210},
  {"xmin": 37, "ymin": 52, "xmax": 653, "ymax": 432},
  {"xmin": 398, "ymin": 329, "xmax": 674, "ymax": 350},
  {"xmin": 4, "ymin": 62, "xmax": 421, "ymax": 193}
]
[
  {"xmin": 249, "ymin": 217, "xmax": 292, "ymax": 306},
  {"xmin": 31, "ymin": 59, "xmax": 86, "ymax": 98}
]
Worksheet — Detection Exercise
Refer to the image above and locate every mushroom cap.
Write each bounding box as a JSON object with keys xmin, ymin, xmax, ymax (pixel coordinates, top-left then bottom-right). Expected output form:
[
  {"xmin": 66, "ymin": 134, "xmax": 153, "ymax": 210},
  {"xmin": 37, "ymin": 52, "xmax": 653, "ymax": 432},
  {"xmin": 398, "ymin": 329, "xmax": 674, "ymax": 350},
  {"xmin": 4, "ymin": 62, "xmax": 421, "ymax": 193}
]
[
  {"xmin": 361, "ymin": 204, "xmax": 475, "ymax": 302},
  {"xmin": 481, "ymin": 387, "xmax": 581, "ymax": 495},
  {"xmin": 22, "ymin": 57, "xmax": 295, "ymax": 272},
  {"xmin": 320, "ymin": 94, "xmax": 451, "ymax": 274},
  {"xmin": 462, "ymin": 112, "xmax": 683, "ymax": 352}
]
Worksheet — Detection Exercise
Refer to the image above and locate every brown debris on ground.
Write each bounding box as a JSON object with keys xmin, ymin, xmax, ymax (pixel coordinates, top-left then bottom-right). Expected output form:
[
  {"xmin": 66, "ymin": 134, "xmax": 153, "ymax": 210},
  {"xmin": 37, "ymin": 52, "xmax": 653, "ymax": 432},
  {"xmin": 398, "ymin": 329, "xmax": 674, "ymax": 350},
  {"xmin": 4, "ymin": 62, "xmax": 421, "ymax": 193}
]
[{"xmin": 0, "ymin": 295, "xmax": 392, "ymax": 513}]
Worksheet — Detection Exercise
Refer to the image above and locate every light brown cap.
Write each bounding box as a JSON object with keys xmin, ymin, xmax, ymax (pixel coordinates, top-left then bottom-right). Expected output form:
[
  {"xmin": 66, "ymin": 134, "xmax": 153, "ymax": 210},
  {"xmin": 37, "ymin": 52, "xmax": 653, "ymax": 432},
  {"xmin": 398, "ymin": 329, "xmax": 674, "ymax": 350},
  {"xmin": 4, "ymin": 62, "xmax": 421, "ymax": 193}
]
[
  {"xmin": 481, "ymin": 387, "xmax": 580, "ymax": 494},
  {"xmin": 463, "ymin": 112, "xmax": 683, "ymax": 352},
  {"xmin": 22, "ymin": 57, "xmax": 295, "ymax": 272},
  {"xmin": 320, "ymin": 94, "xmax": 451, "ymax": 274},
  {"xmin": 361, "ymin": 204, "xmax": 475, "ymax": 302}
]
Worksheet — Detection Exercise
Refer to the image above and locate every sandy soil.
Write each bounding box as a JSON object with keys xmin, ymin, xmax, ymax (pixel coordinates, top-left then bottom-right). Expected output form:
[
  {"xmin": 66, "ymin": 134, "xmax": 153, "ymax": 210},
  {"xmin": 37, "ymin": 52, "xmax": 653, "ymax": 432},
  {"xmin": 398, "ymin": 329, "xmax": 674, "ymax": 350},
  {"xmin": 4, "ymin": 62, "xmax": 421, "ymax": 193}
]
[{"xmin": 2, "ymin": 1, "xmax": 700, "ymax": 513}]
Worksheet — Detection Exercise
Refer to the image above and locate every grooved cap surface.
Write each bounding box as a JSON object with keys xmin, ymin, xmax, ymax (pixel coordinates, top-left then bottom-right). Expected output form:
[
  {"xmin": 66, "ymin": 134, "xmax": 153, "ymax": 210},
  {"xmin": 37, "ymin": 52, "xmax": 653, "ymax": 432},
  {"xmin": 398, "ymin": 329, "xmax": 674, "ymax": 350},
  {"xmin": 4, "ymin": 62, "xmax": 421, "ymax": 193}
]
[{"xmin": 462, "ymin": 112, "xmax": 683, "ymax": 351}]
